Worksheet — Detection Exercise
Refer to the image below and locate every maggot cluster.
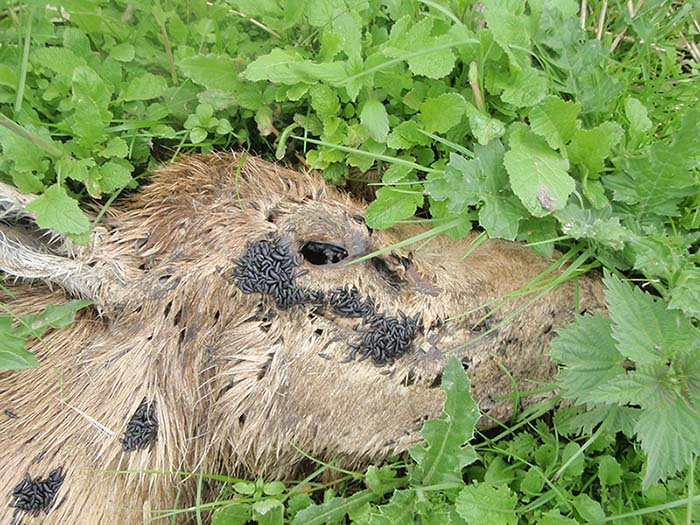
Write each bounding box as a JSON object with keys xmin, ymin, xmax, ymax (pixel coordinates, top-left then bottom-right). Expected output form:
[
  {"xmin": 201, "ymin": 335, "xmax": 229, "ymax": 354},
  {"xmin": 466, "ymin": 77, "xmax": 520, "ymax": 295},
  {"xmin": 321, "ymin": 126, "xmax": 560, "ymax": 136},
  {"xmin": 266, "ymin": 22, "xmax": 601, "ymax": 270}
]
[
  {"xmin": 229, "ymin": 237, "xmax": 423, "ymax": 366},
  {"xmin": 121, "ymin": 398, "xmax": 158, "ymax": 452},
  {"xmin": 10, "ymin": 466, "xmax": 65, "ymax": 517}
]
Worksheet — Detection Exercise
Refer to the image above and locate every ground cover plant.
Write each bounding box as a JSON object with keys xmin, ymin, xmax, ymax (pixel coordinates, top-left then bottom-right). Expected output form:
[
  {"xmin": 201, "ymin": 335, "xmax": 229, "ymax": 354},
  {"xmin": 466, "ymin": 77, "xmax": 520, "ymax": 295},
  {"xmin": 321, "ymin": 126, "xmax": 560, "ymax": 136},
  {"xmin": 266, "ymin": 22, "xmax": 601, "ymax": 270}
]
[{"xmin": 1, "ymin": 0, "xmax": 700, "ymax": 522}]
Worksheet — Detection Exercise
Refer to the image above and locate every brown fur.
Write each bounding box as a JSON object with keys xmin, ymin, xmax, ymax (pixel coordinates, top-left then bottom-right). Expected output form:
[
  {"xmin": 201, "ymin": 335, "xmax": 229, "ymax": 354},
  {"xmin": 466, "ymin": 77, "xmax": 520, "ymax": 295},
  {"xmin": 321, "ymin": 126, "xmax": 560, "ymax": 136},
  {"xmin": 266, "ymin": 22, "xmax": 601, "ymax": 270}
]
[{"xmin": 0, "ymin": 153, "xmax": 605, "ymax": 524}]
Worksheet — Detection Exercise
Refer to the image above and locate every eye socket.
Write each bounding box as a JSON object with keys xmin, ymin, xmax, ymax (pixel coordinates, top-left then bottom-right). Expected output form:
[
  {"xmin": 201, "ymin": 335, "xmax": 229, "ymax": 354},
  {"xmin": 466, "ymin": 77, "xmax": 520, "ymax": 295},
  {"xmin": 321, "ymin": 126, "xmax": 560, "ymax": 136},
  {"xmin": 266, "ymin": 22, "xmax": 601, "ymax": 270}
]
[{"xmin": 300, "ymin": 241, "xmax": 349, "ymax": 265}]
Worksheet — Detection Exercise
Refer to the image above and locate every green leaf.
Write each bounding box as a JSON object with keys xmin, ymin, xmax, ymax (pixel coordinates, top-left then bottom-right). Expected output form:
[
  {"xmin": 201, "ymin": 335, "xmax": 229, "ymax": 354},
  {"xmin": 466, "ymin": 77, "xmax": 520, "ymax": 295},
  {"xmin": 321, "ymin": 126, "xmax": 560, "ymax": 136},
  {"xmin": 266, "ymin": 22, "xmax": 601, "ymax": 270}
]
[
  {"xmin": 360, "ymin": 99, "xmax": 389, "ymax": 142},
  {"xmin": 669, "ymin": 265, "xmax": 700, "ymax": 319},
  {"xmin": 604, "ymin": 273, "xmax": 696, "ymax": 365},
  {"xmin": 551, "ymin": 314, "xmax": 626, "ymax": 404},
  {"xmin": 243, "ymin": 49, "xmax": 347, "ymax": 85},
  {"xmin": 0, "ymin": 318, "xmax": 39, "ymax": 370},
  {"xmin": 528, "ymin": 97, "xmax": 580, "ymax": 152},
  {"xmin": 25, "ymin": 184, "xmax": 91, "ymax": 235},
  {"xmin": 15, "ymin": 300, "xmax": 92, "ymax": 338},
  {"xmin": 367, "ymin": 489, "xmax": 416, "ymax": 525},
  {"xmin": 384, "ymin": 16, "xmax": 459, "ymax": 79},
  {"xmin": 624, "ymin": 96, "xmax": 652, "ymax": 135},
  {"xmin": 179, "ymin": 55, "xmax": 240, "ymax": 92},
  {"xmin": 455, "ymin": 483, "xmax": 518, "ymax": 525},
  {"xmin": 536, "ymin": 510, "xmax": 580, "ymax": 525},
  {"xmin": 572, "ymin": 494, "xmax": 605, "ymax": 523},
  {"xmin": 479, "ymin": 195, "xmax": 525, "ymax": 240},
  {"xmin": 419, "ymin": 93, "xmax": 466, "ymax": 134},
  {"xmin": 110, "ymin": 43, "xmax": 135, "ymax": 62},
  {"xmin": 365, "ymin": 186, "xmax": 423, "ymax": 229},
  {"xmin": 99, "ymin": 137, "xmax": 129, "ymax": 159},
  {"xmin": 499, "ymin": 64, "xmax": 548, "ymax": 108},
  {"xmin": 212, "ymin": 503, "xmax": 251, "ymax": 525},
  {"xmin": 597, "ymin": 456, "xmax": 623, "ymax": 486},
  {"xmin": 291, "ymin": 489, "xmax": 378, "ymax": 525},
  {"xmin": 504, "ymin": 125, "xmax": 573, "ymax": 216},
  {"xmin": 410, "ymin": 356, "xmax": 479, "ymax": 485},
  {"xmin": 466, "ymin": 104, "xmax": 506, "ymax": 145},
  {"xmin": 98, "ymin": 161, "xmax": 133, "ymax": 193},
  {"xmin": 568, "ymin": 121, "xmax": 623, "ymax": 176},
  {"xmin": 32, "ymin": 47, "xmax": 86, "ymax": 77},
  {"xmin": 309, "ymin": 84, "xmax": 340, "ymax": 118},
  {"xmin": 635, "ymin": 397, "xmax": 700, "ymax": 487},
  {"xmin": 123, "ymin": 73, "xmax": 167, "ymax": 101}
]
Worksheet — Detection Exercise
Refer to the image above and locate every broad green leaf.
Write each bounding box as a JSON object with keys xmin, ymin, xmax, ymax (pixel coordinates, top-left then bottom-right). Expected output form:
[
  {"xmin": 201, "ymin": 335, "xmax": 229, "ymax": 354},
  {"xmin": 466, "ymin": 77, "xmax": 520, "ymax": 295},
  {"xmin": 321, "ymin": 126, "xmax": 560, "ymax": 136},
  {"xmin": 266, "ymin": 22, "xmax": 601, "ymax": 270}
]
[
  {"xmin": 483, "ymin": 0, "xmax": 530, "ymax": 66},
  {"xmin": 32, "ymin": 47, "xmax": 86, "ymax": 77},
  {"xmin": 384, "ymin": 16, "xmax": 459, "ymax": 79},
  {"xmin": 466, "ymin": 104, "xmax": 505, "ymax": 145},
  {"xmin": 604, "ymin": 273, "xmax": 697, "ymax": 365},
  {"xmin": 365, "ymin": 186, "xmax": 423, "ymax": 229},
  {"xmin": 497, "ymin": 64, "xmax": 548, "ymax": 108},
  {"xmin": 635, "ymin": 397, "xmax": 700, "ymax": 487},
  {"xmin": 290, "ymin": 489, "xmax": 378, "ymax": 525},
  {"xmin": 123, "ymin": 73, "xmax": 167, "ymax": 101},
  {"xmin": 110, "ymin": 43, "xmax": 135, "ymax": 62},
  {"xmin": 0, "ymin": 64, "xmax": 17, "ymax": 88},
  {"xmin": 243, "ymin": 49, "xmax": 347, "ymax": 86},
  {"xmin": 419, "ymin": 93, "xmax": 467, "ymax": 134},
  {"xmin": 98, "ymin": 161, "xmax": 133, "ymax": 193},
  {"xmin": 597, "ymin": 456, "xmax": 623, "ymax": 486},
  {"xmin": 568, "ymin": 121, "xmax": 623, "ymax": 176},
  {"xmin": 572, "ymin": 494, "xmax": 605, "ymax": 523},
  {"xmin": 360, "ymin": 99, "xmax": 389, "ymax": 142},
  {"xmin": 26, "ymin": 184, "xmax": 91, "ymax": 235},
  {"xmin": 410, "ymin": 356, "xmax": 479, "ymax": 485},
  {"xmin": 479, "ymin": 195, "xmax": 525, "ymax": 240},
  {"xmin": 504, "ymin": 126, "xmax": 573, "ymax": 216},
  {"xmin": 179, "ymin": 55, "xmax": 240, "ymax": 92},
  {"xmin": 536, "ymin": 510, "xmax": 580, "ymax": 525},
  {"xmin": 455, "ymin": 483, "xmax": 518, "ymax": 525},
  {"xmin": 212, "ymin": 503, "xmax": 251, "ymax": 525},
  {"xmin": 528, "ymin": 97, "xmax": 580, "ymax": 152},
  {"xmin": 309, "ymin": 84, "xmax": 340, "ymax": 118},
  {"xmin": 551, "ymin": 314, "xmax": 626, "ymax": 404},
  {"xmin": 367, "ymin": 489, "xmax": 416, "ymax": 525},
  {"xmin": 0, "ymin": 318, "xmax": 39, "ymax": 370},
  {"xmin": 0, "ymin": 125, "xmax": 51, "ymax": 174},
  {"xmin": 99, "ymin": 137, "xmax": 129, "ymax": 159},
  {"xmin": 624, "ymin": 96, "xmax": 652, "ymax": 135}
]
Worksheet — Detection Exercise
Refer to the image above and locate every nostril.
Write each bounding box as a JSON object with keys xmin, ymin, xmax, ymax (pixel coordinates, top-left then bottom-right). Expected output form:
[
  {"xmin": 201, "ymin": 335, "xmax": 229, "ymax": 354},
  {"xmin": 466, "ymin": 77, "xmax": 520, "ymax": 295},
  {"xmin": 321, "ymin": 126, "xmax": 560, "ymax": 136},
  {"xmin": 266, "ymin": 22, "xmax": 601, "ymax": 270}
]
[
  {"xmin": 429, "ymin": 373, "xmax": 443, "ymax": 389},
  {"xmin": 461, "ymin": 357, "xmax": 471, "ymax": 371},
  {"xmin": 300, "ymin": 241, "xmax": 348, "ymax": 265}
]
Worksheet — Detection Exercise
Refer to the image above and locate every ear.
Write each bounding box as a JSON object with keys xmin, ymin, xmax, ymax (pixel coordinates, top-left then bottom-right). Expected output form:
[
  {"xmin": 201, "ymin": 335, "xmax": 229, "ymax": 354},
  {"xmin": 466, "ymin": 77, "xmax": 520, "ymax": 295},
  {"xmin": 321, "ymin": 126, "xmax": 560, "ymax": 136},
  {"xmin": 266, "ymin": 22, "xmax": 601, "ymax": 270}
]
[{"xmin": 0, "ymin": 182, "xmax": 122, "ymax": 308}]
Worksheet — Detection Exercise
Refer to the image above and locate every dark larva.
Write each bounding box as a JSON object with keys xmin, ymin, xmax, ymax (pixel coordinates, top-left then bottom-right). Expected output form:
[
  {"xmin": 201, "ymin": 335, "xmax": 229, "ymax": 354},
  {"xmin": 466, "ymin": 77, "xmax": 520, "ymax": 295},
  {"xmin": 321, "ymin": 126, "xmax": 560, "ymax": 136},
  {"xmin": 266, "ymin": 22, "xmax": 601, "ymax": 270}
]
[
  {"xmin": 121, "ymin": 398, "xmax": 158, "ymax": 452},
  {"xmin": 346, "ymin": 310, "xmax": 422, "ymax": 366},
  {"xmin": 10, "ymin": 466, "xmax": 65, "ymax": 516},
  {"xmin": 327, "ymin": 286, "xmax": 375, "ymax": 318}
]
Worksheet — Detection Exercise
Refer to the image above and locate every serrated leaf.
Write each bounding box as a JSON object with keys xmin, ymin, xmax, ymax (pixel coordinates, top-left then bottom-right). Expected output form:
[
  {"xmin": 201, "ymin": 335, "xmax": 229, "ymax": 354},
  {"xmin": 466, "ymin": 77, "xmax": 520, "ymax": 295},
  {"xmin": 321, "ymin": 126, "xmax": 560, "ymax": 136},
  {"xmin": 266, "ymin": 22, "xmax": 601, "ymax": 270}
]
[
  {"xmin": 309, "ymin": 84, "xmax": 340, "ymax": 118},
  {"xmin": 479, "ymin": 195, "xmax": 525, "ymax": 240},
  {"xmin": 0, "ymin": 318, "xmax": 38, "ymax": 370},
  {"xmin": 466, "ymin": 104, "xmax": 506, "ymax": 145},
  {"xmin": 455, "ymin": 483, "xmax": 517, "ymax": 525},
  {"xmin": 25, "ymin": 184, "xmax": 91, "ymax": 235},
  {"xmin": 504, "ymin": 126, "xmax": 573, "ymax": 216},
  {"xmin": 409, "ymin": 356, "xmax": 479, "ymax": 485},
  {"xmin": 419, "ymin": 93, "xmax": 466, "ymax": 134},
  {"xmin": 604, "ymin": 273, "xmax": 696, "ymax": 364},
  {"xmin": 179, "ymin": 55, "xmax": 240, "ymax": 92},
  {"xmin": 32, "ymin": 47, "xmax": 86, "ymax": 77},
  {"xmin": 99, "ymin": 137, "xmax": 129, "ymax": 159},
  {"xmin": 528, "ymin": 97, "xmax": 580, "ymax": 152},
  {"xmin": 669, "ymin": 265, "xmax": 700, "ymax": 319},
  {"xmin": 123, "ymin": 73, "xmax": 167, "ymax": 101},
  {"xmin": 568, "ymin": 121, "xmax": 623, "ymax": 176},
  {"xmin": 499, "ymin": 64, "xmax": 548, "ymax": 108},
  {"xmin": 635, "ymin": 397, "xmax": 700, "ymax": 487},
  {"xmin": 551, "ymin": 314, "xmax": 626, "ymax": 404},
  {"xmin": 360, "ymin": 99, "xmax": 389, "ymax": 142},
  {"xmin": 98, "ymin": 161, "xmax": 133, "ymax": 193},
  {"xmin": 0, "ymin": 125, "xmax": 51, "ymax": 174},
  {"xmin": 365, "ymin": 186, "xmax": 423, "ymax": 229}
]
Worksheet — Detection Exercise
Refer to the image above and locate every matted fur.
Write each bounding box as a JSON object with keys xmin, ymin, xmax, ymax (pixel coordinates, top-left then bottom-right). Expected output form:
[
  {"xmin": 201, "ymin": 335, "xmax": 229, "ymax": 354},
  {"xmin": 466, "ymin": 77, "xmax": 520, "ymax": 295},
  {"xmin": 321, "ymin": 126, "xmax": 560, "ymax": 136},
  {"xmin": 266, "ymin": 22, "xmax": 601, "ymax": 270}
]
[{"xmin": 0, "ymin": 153, "xmax": 605, "ymax": 524}]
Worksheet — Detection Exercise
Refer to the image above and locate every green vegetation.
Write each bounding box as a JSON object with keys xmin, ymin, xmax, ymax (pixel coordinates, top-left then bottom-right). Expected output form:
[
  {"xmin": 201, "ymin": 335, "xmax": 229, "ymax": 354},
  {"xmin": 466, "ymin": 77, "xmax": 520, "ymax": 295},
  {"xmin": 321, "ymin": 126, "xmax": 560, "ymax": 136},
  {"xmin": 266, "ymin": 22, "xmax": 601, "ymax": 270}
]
[{"xmin": 1, "ymin": 0, "xmax": 700, "ymax": 522}]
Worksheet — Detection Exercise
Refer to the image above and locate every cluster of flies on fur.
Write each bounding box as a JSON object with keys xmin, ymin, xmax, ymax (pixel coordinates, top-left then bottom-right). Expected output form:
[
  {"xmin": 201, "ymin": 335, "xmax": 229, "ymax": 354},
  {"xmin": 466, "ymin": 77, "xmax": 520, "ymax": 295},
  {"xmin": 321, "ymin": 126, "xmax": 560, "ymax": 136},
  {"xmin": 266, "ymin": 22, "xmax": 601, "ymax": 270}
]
[{"xmin": 228, "ymin": 235, "xmax": 422, "ymax": 366}]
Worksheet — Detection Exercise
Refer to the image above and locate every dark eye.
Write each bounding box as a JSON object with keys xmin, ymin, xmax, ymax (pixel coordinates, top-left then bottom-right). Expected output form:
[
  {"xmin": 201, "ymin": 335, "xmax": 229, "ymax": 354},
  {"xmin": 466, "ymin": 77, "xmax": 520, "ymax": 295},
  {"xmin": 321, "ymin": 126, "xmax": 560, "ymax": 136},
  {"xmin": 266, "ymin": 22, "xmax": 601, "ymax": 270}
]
[{"xmin": 300, "ymin": 241, "xmax": 348, "ymax": 265}]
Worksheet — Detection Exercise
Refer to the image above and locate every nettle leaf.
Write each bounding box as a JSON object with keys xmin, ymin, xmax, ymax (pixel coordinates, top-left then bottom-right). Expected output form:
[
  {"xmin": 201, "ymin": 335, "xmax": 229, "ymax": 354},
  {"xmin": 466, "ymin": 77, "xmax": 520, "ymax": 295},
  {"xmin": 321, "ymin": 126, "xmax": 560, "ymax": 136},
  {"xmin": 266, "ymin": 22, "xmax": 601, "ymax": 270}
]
[
  {"xmin": 550, "ymin": 314, "xmax": 626, "ymax": 404},
  {"xmin": 122, "ymin": 73, "xmax": 167, "ymax": 101},
  {"xmin": 504, "ymin": 125, "xmax": 573, "ymax": 216},
  {"xmin": 669, "ymin": 265, "xmax": 700, "ymax": 319},
  {"xmin": 365, "ymin": 186, "xmax": 423, "ymax": 229},
  {"xmin": 636, "ymin": 396, "xmax": 700, "ymax": 488},
  {"xmin": 455, "ymin": 483, "xmax": 517, "ymax": 525},
  {"xmin": 568, "ymin": 121, "xmax": 623, "ymax": 176},
  {"xmin": 360, "ymin": 99, "xmax": 389, "ymax": 142},
  {"xmin": 179, "ymin": 54, "xmax": 240, "ymax": 92},
  {"xmin": 384, "ymin": 16, "xmax": 457, "ymax": 79},
  {"xmin": 25, "ymin": 184, "xmax": 91, "ymax": 235},
  {"xmin": 410, "ymin": 356, "xmax": 479, "ymax": 485},
  {"xmin": 528, "ymin": 97, "xmax": 580, "ymax": 152},
  {"xmin": 555, "ymin": 203, "xmax": 629, "ymax": 248},
  {"xmin": 604, "ymin": 273, "xmax": 697, "ymax": 365},
  {"xmin": 419, "ymin": 93, "xmax": 466, "ymax": 134}
]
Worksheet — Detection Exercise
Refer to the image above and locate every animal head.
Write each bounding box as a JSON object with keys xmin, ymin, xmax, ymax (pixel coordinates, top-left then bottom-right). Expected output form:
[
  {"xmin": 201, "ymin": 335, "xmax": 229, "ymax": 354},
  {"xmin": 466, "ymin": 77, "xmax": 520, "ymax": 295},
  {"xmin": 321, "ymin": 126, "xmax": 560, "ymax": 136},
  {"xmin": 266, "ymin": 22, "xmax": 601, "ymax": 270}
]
[{"xmin": 0, "ymin": 152, "xmax": 604, "ymax": 492}]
